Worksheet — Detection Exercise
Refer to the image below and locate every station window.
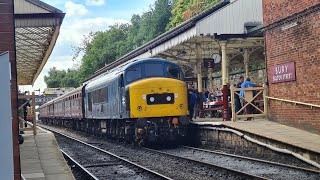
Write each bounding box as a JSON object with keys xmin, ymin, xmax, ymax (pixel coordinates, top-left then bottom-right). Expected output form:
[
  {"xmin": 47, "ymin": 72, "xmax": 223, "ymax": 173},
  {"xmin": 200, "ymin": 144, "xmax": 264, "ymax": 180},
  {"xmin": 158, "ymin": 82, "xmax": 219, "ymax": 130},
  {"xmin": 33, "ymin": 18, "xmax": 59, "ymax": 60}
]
[
  {"xmin": 126, "ymin": 65, "xmax": 142, "ymax": 83},
  {"xmin": 145, "ymin": 63, "xmax": 163, "ymax": 77}
]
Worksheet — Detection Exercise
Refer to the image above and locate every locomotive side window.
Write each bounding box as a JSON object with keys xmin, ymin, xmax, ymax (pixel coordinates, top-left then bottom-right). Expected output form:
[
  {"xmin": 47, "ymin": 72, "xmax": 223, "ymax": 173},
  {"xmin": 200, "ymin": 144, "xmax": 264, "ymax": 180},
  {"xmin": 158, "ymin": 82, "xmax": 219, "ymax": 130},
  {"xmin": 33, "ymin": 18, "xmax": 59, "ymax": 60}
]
[
  {"xmin": 92, "ymin": 88, "xmax": 108, "ymax": 104},
  {"xmin": 145, "ymin": 63, "xmax": 163, "ymax": 77},
  {"xmin": 126, "ymin": 65, "xmax": 142, "ymax": 83},
  {"xmin": 167, "ymin": 65, "xmax": 183, "ymax": 80},
  {"xmin": 88, "ymin": 92, "xmax": 92, "ymax": 111}
]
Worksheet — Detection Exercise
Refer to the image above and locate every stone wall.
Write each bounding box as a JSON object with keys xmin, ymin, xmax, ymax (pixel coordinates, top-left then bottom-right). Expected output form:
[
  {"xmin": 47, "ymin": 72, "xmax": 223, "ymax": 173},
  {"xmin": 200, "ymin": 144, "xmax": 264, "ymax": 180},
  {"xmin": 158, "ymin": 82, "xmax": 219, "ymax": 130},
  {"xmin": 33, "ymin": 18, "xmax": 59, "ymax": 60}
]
[{"xmin": 190, "ymin": 127, "xmax": 320, "ymax": 167}]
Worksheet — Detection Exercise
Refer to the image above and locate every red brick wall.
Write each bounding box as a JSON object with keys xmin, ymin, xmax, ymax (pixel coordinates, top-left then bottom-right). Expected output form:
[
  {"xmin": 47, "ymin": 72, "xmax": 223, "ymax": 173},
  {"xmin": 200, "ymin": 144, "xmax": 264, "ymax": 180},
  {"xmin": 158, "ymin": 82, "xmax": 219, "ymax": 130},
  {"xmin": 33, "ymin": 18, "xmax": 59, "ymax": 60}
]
[
  {"xmin": 0, "ymin": 0, "xmax": 20, "ymax": 179},
  {"xmin": 264, "ymin": 1, "xmax": 320, "ymax": 133},
  {"xmin": 263, "ymin": 0, "xmax": 320, "ymax": 25}
]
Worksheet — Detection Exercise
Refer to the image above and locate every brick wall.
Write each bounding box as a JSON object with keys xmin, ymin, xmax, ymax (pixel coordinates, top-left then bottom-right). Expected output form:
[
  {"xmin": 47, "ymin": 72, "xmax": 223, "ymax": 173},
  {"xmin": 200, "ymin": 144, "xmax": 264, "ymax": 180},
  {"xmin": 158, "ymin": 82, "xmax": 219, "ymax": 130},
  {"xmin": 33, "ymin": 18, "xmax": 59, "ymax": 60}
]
[
  {"xmin": 264, "ymin": 1, "xmax": 320, "ymax": 133},
  {"xmin": 0, "ymin": 0, "xmax": 20, "ymax": 179},
  {"xmin": 263, "ymin": 0, "xmax": 320, "ymax": 25}
]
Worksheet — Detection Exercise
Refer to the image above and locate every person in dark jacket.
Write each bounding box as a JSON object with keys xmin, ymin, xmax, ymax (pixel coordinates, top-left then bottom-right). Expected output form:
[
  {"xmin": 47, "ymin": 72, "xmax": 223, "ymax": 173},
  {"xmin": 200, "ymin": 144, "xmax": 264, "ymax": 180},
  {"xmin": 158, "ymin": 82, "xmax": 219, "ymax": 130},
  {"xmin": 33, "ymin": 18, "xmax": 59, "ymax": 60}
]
[
  {"xmin": 188, "ymin": 89, "xmax": 198, "ymax": 121},
  {"xmin": 235, "ymin": 76, "xmax": 244, "ymax": 113}
]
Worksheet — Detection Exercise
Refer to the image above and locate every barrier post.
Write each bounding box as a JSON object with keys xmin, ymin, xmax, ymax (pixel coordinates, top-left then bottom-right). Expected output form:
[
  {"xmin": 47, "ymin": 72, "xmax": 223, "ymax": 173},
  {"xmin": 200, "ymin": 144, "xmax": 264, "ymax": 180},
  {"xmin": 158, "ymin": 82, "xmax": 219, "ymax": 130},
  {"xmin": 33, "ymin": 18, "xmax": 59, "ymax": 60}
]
[
  {"xmin": 263, "ymin": 84, "xmax": 268, "ymax": 116},
  {"xmin": 222, "ymin": 84, "xmax": 230, "ymax": 121},
  {"xmin": 230, "ymin": 84, "xmax": 236, "ymax": 121},
  {"xmin": 32, "ymin": 92, "xmax": 37, "ymax": 135}
]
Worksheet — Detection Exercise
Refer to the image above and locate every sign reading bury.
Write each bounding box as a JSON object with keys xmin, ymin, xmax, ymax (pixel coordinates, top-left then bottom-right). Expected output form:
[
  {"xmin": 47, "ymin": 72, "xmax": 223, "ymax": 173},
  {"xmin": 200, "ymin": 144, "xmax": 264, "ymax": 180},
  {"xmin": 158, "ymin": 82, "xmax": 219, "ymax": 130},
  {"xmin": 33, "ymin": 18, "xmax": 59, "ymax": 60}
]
[{"xmin": 270, "ymin": 62, "xmax": 296, "ymax": 83}]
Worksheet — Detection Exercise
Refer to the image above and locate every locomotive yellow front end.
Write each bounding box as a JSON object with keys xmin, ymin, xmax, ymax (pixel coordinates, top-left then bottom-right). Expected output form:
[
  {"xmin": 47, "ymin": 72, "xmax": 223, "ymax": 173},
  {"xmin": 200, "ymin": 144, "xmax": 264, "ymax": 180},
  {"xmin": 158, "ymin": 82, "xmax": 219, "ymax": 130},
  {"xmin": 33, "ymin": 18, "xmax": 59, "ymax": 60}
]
[
  {"xmin": 128, "ymin": 77, "xmax": 190, "ymax": 145},
  {"xmin": 129, "ymin": 77, "xmax": 188, "ymax": 118}
]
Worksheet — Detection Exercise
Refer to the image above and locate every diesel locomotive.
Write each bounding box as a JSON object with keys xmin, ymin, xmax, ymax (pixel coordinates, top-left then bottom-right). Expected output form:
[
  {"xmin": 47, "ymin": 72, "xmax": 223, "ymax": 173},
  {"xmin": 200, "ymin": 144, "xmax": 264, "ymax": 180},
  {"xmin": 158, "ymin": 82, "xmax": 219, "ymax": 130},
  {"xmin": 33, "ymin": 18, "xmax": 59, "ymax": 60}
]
[{"xmin": 40, "ymin": 58, "xmax": 190, "ymax": 145}]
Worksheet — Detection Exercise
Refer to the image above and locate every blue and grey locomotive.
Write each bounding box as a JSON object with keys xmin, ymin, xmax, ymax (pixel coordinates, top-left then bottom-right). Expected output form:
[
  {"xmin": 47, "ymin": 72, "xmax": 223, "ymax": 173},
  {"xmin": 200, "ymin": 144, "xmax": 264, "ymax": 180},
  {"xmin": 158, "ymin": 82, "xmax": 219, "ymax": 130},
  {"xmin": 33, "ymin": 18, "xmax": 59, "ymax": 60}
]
[{"xmin": 40, "ymin": 58, "xmax": 190, "ymax": 145}]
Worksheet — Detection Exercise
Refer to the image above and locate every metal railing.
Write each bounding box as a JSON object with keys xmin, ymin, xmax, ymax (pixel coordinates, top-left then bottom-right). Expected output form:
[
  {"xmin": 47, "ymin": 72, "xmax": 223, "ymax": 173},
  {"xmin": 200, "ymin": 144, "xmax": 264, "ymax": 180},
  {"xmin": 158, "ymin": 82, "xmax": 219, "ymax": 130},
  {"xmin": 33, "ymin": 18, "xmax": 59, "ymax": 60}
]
[
  {"xmin": 265, "ymin": 96, "xmax": 320, "ymax": 109},
  {"xmin": 230, "ymin": 84, "xmax": 268, "ymax": 121}
]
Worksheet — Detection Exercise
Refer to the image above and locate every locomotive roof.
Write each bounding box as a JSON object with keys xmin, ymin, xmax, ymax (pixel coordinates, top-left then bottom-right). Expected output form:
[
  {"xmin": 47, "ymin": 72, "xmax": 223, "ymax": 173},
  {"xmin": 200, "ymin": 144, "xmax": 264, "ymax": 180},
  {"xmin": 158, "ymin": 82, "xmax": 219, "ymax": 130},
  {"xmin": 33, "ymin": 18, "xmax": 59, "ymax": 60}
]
[
  {"xmin": 40, "ymin": 58, "xmax": 179, "ymax": 107},
  {"xmin": 85, "ymin": 58, "xmax": 177, "ymax": 90}
]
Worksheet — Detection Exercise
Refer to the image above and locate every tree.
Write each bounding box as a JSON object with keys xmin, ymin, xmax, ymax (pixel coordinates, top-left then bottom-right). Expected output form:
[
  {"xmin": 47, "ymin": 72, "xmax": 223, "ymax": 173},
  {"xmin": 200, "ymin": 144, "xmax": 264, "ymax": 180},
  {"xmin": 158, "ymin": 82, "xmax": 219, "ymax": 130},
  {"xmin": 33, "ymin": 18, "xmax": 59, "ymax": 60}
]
[
  {"xmin": 44, "ymin": 67, "xmax": 66, "ymax": 88},
  {"xmin": 61, "ymin": 69, "xmax": 80, "ymax": 88},
  {"xmin": 166, "ymin": 0, "xmax": 221, "ymax": 30},
  {"xmin": 77, "ymin": 24, "xmax": 130, "ymax": 82}
]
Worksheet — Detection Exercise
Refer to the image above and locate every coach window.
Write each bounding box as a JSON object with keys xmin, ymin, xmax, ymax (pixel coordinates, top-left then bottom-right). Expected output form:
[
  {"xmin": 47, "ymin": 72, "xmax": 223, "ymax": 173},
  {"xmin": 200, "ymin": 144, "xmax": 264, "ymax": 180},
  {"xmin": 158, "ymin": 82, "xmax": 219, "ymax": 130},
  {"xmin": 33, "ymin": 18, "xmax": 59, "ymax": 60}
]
[
  {"xmin": 126, "ymin": 65, "xmax": 142, "ymax": 83},
  {"xmin": 145, "ymin": 63, "xmax": 163, "ymax": 77}
]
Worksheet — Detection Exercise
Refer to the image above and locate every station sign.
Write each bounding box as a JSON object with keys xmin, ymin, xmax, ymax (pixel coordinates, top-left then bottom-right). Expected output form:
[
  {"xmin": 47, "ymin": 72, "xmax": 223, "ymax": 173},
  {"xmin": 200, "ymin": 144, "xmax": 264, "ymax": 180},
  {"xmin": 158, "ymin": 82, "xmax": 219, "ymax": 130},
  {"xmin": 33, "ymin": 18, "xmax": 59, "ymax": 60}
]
[
  {"xmin": 203, "ymin": 58, "xmax": 215, "ymax": 68},
  {"xmin": 270, "ymin": 62, "xmax": 296, "ymax": 84}
]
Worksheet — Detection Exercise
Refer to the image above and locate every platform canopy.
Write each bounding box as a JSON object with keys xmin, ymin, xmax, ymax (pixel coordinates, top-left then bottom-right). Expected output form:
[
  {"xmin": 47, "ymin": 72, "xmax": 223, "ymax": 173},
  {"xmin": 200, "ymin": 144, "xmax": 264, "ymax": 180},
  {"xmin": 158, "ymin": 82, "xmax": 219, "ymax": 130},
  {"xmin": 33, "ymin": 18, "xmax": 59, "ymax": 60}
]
[
  {"xmin": 90, "ymin": 0, "xmax": 264, "ymax": 83},
  {"xmin": 14, "ymin": 0, "xmax": 65, "ymax": 85}
]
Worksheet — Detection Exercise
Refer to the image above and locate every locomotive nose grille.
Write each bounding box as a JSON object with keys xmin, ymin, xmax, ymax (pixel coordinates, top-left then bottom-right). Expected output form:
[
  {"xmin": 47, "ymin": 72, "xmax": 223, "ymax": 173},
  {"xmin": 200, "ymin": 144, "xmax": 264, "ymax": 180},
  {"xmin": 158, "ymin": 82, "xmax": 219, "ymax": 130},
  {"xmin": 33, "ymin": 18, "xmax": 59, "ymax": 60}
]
[{"xmin": 146, "ymin": 93, "xmax": 174, "ymax": 105}]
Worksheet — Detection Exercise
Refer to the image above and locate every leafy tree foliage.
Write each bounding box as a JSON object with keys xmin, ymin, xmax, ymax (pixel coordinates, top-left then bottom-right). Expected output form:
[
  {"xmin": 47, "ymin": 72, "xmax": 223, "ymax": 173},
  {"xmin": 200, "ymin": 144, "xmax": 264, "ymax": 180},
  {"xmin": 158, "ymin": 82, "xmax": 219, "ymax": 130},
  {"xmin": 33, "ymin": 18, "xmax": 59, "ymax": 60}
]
[
  {"xmin": 44, "ymin": 67, "xmax": 80, "ymax": 88},
  {"xmin": 44, "ymin": 0, "xmax": 221, "ymax": 88},
  {"xmin": 166, "ymin": 0, "xmax": 221, "ymax": 30},
  {"xmin": 44, "ymin": 67, "xmax": 66, "ymax": 88}
]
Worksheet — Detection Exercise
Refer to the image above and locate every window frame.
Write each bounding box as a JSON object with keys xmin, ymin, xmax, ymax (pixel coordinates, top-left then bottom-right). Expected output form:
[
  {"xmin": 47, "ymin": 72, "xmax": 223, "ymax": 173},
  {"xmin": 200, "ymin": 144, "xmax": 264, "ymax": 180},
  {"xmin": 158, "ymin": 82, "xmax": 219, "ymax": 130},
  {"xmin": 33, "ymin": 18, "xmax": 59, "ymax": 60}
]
[{"xmin": 125, "ymin": 65, "xmax": 142, "ymax": 84}]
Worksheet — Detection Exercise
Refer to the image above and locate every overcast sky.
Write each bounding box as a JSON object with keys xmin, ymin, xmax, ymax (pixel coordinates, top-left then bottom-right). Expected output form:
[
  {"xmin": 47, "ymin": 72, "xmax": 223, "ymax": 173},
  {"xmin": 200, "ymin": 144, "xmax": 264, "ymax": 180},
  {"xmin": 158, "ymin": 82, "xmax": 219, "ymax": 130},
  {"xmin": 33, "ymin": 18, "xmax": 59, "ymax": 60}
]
[{"xmin": 20, "ymin": 0, "xmax": 155, "ymax": 93}]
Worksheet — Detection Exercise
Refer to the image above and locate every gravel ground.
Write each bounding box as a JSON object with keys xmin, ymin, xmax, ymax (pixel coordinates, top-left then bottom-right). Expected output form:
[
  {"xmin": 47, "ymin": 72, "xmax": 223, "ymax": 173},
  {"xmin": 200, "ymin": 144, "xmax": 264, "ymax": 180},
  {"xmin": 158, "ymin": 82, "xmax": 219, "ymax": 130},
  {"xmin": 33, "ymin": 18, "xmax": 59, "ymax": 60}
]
[
  {"xmin": 42, "ymin": 124, "xmax": 260, "ymax": 180},
  {"xmin": 159, "ymin": 147, "xmax": 320, "ymax": 180},
  {"xmin": 56, "ymin": 134, "xmax": 162, "ymax": 180}
]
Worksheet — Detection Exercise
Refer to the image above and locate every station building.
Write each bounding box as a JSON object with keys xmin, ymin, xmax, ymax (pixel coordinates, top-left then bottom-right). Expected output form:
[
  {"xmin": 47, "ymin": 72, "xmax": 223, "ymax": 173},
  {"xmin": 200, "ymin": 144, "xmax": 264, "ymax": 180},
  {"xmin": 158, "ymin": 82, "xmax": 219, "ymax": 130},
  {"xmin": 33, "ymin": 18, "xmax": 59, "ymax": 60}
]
[{"xmin": 263, "ymin": 0, "xmax": 320, "ymax": 132}]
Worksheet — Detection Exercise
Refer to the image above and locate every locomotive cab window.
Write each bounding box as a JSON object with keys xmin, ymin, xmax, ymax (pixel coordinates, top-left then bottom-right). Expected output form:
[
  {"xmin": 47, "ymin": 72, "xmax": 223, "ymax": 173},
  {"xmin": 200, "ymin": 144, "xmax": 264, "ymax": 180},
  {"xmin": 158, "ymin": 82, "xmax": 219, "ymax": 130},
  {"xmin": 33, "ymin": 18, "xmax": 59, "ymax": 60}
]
[
  {"xmin": 166, "ymin": 65, "xmax": 183, "ymax": 80},
  {"xmin": 145, "ymin": 63, "xmax": 163, "ymax": 77},
  {"xmin": 126, "ymin": 65, "xmax": 142, "ymax": 83}
]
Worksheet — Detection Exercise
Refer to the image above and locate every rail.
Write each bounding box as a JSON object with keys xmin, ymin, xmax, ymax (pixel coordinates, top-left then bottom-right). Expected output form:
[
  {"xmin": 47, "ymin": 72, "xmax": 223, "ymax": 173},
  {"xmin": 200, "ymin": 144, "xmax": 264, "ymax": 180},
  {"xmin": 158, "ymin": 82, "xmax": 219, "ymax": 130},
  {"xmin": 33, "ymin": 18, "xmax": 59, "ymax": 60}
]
[{"xmin": 265, "ymin": 96, "xmax": 320, "ymax": 109}]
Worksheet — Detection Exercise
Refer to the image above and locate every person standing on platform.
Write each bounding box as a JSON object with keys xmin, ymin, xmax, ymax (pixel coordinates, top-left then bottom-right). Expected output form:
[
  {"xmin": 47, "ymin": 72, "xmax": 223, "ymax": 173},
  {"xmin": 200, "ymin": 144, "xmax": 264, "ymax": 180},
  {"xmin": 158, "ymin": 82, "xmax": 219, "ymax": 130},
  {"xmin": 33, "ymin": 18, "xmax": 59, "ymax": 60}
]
[
  {"xmin": 240, "ymin": 77, "xmax": 255, "ymax": 120},
  {"xmin": 235, "ymin": 76, "xmax": 244, "ymax": 113},
  {"xmin": 188, "ymin": 88, "xmax": 197, "ymax": 121}
]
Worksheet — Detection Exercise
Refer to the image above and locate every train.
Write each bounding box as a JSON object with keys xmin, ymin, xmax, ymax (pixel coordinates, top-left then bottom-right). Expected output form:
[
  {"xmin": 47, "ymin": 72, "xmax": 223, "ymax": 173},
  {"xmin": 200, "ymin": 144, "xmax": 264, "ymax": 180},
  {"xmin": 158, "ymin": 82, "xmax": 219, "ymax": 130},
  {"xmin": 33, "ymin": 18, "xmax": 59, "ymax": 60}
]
[{"xmin": 40, "ymin": 58, "xmax": 190, "ymax": 146}]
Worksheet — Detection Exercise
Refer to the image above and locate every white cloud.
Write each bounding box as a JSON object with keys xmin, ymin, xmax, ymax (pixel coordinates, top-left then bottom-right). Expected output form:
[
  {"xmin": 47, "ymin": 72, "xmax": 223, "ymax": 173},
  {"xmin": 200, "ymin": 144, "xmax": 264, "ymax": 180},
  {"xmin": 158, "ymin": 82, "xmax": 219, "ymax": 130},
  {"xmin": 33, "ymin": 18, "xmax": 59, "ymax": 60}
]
[
  {"xmin": 59, "ymin": 17, "xmax": 129, "ymax": 45},
  {"xmin": 85, "ymin": 0, "xmax": 105, "ymax": 6},
  {"xmin": 65, "ymin": 1, "xmax": 88, "ymax": 16}
]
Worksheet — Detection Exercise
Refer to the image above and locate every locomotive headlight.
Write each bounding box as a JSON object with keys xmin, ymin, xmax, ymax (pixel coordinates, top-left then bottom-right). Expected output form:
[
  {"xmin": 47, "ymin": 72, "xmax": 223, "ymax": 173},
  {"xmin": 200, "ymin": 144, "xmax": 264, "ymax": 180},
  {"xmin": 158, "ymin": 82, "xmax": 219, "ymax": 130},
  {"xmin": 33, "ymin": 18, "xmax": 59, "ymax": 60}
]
[
  {"xmin": 174, "ymin": 93, "xmax": 178, "ymax": 98},
  {"xmin": 166, "ymin": 96, "xmax": 172, "ymax": 101},
  {"xmin": 150, "ymin": 97, "xmax": 155, "ymax": 102}
]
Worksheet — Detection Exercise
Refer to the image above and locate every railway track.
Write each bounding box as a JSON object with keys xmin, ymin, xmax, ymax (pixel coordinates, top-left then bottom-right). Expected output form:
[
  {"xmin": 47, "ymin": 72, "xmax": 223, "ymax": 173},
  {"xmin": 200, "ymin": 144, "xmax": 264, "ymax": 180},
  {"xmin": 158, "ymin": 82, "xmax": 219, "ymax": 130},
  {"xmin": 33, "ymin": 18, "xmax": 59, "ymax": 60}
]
[
  {"xmin": 61, "ymin": 149, "xmax": 99, "ymax": 180},
  {"xmin": 39, "ymin": 124, "xmax": 267, "ymax": 179},
  {"xmin": 154, "ymin": 145, "xmax": 320, "ymax": 180},
  {"xmin": 53, "ymin": 130, "xmax": 172, "ymax": 180}
]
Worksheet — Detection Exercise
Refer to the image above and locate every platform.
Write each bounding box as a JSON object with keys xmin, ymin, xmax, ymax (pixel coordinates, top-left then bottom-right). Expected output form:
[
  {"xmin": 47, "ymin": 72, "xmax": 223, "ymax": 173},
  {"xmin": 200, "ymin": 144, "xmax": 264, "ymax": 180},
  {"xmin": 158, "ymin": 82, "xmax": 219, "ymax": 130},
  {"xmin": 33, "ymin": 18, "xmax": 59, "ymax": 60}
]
[
  {"xmin": 20, "ymin": 127, "xmax": 74, "ymax": 180},
  {"xmin": 192, "ymin": 118, "xmax": 320, "ymax": 154}
]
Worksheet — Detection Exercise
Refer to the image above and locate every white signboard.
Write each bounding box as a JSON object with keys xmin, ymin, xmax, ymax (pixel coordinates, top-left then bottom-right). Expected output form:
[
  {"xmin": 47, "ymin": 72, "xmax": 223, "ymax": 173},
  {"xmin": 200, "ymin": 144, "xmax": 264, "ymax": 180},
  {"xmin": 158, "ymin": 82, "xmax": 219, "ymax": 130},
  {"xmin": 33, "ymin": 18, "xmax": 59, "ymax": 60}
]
[{"xmin": 0, "ymin": 52, "xmax": 13, "ymax": 179}]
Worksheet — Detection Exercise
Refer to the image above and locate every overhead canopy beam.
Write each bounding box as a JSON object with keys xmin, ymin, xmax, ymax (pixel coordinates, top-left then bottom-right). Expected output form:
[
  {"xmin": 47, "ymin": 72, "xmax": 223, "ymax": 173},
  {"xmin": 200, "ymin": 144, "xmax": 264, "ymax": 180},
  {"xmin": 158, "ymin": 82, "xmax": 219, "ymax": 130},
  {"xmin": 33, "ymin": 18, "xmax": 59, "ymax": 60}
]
[{"xmin": 14, "ymin": 0, "xmax": 65, "ymax": 85}]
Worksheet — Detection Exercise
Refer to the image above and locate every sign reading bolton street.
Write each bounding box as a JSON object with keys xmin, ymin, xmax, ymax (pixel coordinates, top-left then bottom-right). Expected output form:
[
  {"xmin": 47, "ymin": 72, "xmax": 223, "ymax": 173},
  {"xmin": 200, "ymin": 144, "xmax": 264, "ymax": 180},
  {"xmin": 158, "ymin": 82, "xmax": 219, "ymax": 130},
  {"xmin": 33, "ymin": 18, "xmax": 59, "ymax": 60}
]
[{"xmin": 270, "ymin": 62, "xmax": 296, "ymax": 84}]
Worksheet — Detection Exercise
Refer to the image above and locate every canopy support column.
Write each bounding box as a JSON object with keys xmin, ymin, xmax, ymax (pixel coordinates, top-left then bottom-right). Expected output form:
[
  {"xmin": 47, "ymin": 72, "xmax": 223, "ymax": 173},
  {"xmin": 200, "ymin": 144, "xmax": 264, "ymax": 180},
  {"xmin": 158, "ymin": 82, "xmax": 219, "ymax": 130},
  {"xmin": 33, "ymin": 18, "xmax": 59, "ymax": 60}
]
[
  {"xmin": 220, "ymin": 42, "xmax": 230, "ymax": 120},
  {"xmin": 221, "ymin": 42, "xmax": 228, "ymax": 85},
  {"xmin": 244, "ymin": 48, "xmax": 250, "ymax": 78},
  {"xmin": 196, "ymin": 43, "xmax": 204, "ymax": 118}
]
